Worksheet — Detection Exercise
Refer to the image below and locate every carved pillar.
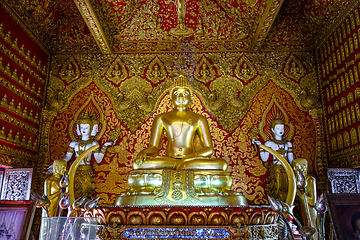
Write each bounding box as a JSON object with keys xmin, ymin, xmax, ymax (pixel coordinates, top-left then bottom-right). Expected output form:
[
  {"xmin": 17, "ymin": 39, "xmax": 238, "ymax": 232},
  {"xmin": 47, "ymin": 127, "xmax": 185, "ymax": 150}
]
[{"xmin": 309, "ymin": 109, "xmax": 327, "ymax": 192}]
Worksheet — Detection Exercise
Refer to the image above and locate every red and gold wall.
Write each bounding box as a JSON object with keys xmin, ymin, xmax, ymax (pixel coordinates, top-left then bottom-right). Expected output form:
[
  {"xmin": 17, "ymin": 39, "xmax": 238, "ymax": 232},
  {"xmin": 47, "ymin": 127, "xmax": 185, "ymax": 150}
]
[
  {"xmin": 317, "ymin": 2, "xmax": 360, "ymax": 168},
  {"xmin": 0, "ymin": 0, "xmax": 333, "ymax": 207},
  {"xmin": 42, "ymin": 51, "xmax": 322, "ymax": 204},
  {"xmin": 0, "ymin": 5, "xmax": 49, "ymax": 174}
]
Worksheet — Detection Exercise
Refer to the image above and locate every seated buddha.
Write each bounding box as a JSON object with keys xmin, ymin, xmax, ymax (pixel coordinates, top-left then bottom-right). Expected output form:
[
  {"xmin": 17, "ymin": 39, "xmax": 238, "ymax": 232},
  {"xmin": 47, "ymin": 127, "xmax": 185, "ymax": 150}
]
[
  {"xmin": 116, "ymin": 75, "xmax": 247, "ymax": 206},
  {"xmin": 133, "ymin": 75, "xmax": 227, "ymax": 171}
]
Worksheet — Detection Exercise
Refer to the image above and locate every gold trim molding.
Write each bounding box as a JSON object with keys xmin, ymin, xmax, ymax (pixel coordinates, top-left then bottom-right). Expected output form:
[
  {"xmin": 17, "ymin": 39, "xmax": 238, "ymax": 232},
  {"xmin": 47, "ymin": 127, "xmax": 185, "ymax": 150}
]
[{"xmin": 73, "ymin": 0, "xmax": 112, "ymax": 54}]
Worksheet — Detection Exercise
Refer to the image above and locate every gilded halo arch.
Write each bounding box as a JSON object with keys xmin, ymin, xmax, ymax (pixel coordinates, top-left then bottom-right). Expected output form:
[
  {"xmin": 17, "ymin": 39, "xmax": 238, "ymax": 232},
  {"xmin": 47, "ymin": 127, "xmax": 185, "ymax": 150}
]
[
  {"xmin": 258, "ymin": 95, "xmax": 296, "ymax": 142},
  {"xmin": 68, "ymin": 92, "xmax": 106, "ymax": 142}
]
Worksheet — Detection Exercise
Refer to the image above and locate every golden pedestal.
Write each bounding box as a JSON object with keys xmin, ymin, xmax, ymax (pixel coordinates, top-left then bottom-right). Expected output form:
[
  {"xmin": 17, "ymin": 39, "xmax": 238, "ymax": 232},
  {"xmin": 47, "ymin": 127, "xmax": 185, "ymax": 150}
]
[{"xmin": 114, "ymin": 169, "xmax": 248, "ymax": 206}]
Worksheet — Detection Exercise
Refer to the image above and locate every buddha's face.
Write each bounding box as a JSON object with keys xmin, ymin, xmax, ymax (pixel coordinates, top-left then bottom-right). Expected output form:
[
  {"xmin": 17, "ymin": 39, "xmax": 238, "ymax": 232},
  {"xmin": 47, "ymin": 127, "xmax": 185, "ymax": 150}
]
[
  {"xmin": 272, "ymin": 124, "xmax": 284, "ymax": 137},
  {"xmin": 80, "ymin": 123, "xmax": 91, "ymax": 137},
  {"xmin": 171, "ymin": 87, "xmax": 191, "ymax": 109}
]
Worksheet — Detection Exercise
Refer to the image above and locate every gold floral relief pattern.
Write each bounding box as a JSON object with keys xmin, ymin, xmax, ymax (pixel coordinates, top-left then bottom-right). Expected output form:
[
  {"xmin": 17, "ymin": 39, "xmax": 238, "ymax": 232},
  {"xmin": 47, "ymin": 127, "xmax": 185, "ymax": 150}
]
[
  {"xmin": 208, "ymin": 75, "xmax": 247, "ymax": 131},
  {"xmin": 117, "ymin": 76, "xmax": 154, "ymax": 132}
]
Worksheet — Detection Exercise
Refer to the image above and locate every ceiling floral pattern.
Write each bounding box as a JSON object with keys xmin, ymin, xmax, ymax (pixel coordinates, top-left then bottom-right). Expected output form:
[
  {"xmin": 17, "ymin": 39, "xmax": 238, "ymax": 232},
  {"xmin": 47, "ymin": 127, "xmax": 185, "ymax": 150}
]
[{"xmin": 1, "ymin": 0, "xmax": 356, "ymax": 53}]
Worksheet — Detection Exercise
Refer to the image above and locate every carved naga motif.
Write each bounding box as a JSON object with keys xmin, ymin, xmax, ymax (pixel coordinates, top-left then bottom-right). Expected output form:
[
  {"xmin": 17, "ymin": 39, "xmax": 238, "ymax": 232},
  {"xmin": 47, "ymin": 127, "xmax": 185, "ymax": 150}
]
[
  {"xmin": 208, "ymin": 75, "xmax": 248, "ymax": 132},
  {"xmin": 117, "ymin": 76, "xmax": 154, "ymax": 132}
]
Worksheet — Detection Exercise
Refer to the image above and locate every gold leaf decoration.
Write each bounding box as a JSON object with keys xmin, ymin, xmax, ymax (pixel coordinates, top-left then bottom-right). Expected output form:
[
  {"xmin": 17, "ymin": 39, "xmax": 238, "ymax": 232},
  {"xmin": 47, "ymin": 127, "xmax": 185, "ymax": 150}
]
[{"xmin": 105, "ymin": 57, "xmax": 128, "ymax": 85}]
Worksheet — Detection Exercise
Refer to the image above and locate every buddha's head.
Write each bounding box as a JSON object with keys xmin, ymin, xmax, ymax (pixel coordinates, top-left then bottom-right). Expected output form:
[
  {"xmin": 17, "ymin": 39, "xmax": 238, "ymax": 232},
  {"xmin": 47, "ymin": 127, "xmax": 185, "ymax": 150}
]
[
  {"xmin": 76, "ymin": 111, "xmax": 100, "ymax": 138},
  {"xmin": 271, "ymin": 113, "xmax": 285, "ymax": 138},
  {"xmin": 53, "ymin": 159, "xmax": 67, "ymax": 176},
  {"xmin": 170, "ymin": 75, "xmax": 194, "ymax": 110},
  {"xmin": 293, "ymin": 158, "xmax": 308, "ymax": 175}
]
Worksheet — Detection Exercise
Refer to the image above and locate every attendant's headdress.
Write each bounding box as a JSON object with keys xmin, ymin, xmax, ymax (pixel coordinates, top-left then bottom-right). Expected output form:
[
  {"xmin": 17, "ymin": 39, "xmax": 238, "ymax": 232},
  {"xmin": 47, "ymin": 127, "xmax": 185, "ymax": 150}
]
[
  {"xmin": 76, "ymin": 110, "xmax": 99, "ymax": 134},
  {"xmin": 271, "ymin": 112, "xmax": 285, "ymax": 129}
]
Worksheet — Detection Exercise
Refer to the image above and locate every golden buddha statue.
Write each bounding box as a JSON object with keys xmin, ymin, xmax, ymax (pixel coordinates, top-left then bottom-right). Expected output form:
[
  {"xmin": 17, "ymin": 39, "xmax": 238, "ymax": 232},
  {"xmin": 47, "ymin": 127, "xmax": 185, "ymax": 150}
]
[
  {"xmin": 253, "ymin": 113, "xmax": 294, "ymax": 203},
  {"xmin": 44, "ymin": 159, "xmax": 67, "ymax": 217},
  {"xmin": 116, "ymin": 75, "xmax": 247, "ymax": 206},
  {"xmin": 134, "ymin": 77, "xmax": 227, "ymax": 171},
  {"xmin": 293, "ymin": 158, "xmax": 318, "ymax": 235}
]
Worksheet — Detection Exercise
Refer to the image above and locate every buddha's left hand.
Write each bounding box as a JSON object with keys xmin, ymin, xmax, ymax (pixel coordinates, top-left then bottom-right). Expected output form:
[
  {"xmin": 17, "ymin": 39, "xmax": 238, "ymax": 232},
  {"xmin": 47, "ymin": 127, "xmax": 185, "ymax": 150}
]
[{"xmin": 135, "ymin": 151, "xmax": 147, "ymax": 166}]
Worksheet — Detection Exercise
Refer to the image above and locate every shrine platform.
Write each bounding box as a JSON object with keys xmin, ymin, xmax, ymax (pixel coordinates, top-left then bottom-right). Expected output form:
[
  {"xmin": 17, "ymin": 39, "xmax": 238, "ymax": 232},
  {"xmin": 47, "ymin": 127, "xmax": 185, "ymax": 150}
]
[{"xmin": 84, "ymin": 205, "xmax": 280, "ymax": 239}]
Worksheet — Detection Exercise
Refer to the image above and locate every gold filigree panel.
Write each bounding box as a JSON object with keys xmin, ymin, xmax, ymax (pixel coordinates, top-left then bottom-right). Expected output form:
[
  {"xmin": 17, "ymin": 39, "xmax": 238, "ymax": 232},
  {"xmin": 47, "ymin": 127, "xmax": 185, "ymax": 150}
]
[
  {"xmin": 258, "ymin": 95, "xmax": 295, "ymax": 142},
  {"xmin": 208, "ymin": 75, "xmax": 247, "ymax": 131},
  {"xmin": 284, "ymin": 54, "xmax": 306, "ymax": 81},
  {"xmin": 145, "ymin": 57, "xmax": 167, "ymax": 84},
  {"xmin": 47, "ymin": 52, "xmax": 316, "ymax": 133},
  {"xmin": 105, "ymin": 58, "xmax": 128, "ymax": 84},
  {"xmin": 60, "ymin": 57, "xmax": 80, "ymax": 84},
  {"xmin": 118, "ymin": 76, "xmax": 153, "ymax": 132},
  {"xmin": 194, "ymin": 56, "xmax": 215, "ymax": 84},
  {"xmin": 234, "ymin": 55, "xmax": 256, "ymax": 83}
]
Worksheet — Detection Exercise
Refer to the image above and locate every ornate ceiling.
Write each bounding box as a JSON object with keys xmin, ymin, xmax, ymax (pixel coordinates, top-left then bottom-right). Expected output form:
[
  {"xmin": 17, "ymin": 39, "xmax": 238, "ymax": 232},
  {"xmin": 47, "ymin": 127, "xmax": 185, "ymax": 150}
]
[{"xmin": 0, "ymin": 0, "xmax": 357, "ymax": 53}]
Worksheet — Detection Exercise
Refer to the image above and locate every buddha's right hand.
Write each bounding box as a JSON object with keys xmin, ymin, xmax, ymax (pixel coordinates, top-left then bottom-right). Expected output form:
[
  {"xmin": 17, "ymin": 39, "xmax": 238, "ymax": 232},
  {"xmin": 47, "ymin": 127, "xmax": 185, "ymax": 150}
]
[{"xmin": 135, "ymin": 151, "xmax": 147, "ymax": 166}]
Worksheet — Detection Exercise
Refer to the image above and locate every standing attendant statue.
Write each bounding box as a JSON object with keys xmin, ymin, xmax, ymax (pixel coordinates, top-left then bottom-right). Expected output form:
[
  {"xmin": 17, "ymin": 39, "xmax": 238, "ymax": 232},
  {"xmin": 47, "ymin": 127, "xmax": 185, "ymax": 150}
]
[
  {"xmin": 62, "ymin": 111, "xmax": 114, "ymax": 199},
  {"xmin": 293, "ymin": 158, "xmax": 318, "ymax": 237},
  {"xmin": 44, "ymin": 159, "xmax": 67, "ymax": 217},
  {"xmin": 252, "ymin": 113, "xmax": 294, "ymax": 202}
]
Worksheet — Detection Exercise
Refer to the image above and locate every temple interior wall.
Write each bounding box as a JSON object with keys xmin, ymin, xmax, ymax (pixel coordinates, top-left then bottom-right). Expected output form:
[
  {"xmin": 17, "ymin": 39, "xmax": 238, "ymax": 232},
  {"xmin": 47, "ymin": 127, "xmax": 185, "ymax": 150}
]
[
  {"xmin": 0, "ymin": 1, "xmax": 327, "ymax": 204},
  {"xmin": 0, "ymin": 5, "xmax": 49, "ymax": 192},
  {"xmin": 41, "ymin": 49, "xmax": 321, "ymax": 205},
  {"xmin": 316, "ymin": 4, "xmax": 360, "ymax": 169},
  {"xmin": 0, "ymin": 0, "xmax": 360, "ymax": 230}
]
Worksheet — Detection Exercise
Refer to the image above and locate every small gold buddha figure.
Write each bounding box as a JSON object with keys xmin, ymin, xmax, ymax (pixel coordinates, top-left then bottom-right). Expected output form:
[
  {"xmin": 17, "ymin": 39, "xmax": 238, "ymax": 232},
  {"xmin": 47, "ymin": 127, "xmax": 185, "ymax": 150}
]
[
  {"xmin": 290, "ymin": 61, "xmax": 301, "ymax": 75},
  {"xmin": 151, "ymin": 64, "xmax": 162, "ymax": 79},
  {"xmin": 253, "ymin": 113, "xmax": 294, "ymax": 202},
  {"xmin": 241, "ymin": 63, "xmax": 250, "ymax": 76},
  {"xmin": 200, "ymin": 63, "xmax": 209, "ymax": 78},
  {"xmin": 67, "ymin": 63, "xmax": 76, "ymax": 78},
  {"xmin": 112, "ymin": 63, "xmax": 122, "ymax": 77},
  {"xmin": 62, "ymin": 111, "xmax": 114, "ymax": 199},
  {"xmin": 117, "ymin": 75, "xmax": 247, "ymax": 206},
  {"xmin": 134, "ymin": 76, "xmax": 227, "ymax": 171},
  {"xmin": 293, "ymin": 158, "xmax": 317, "ymax": 233},
  {"xmin": 44, "ymin": 159, "xmax": 67, "ymax": 217}
]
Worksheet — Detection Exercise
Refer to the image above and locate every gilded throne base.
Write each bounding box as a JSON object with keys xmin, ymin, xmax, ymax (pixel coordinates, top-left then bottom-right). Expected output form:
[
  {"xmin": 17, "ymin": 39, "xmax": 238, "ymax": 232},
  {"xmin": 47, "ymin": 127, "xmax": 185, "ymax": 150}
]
[{"xmin": 115, "ymin": 169, "xmax": 248, "ymax": 206}]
